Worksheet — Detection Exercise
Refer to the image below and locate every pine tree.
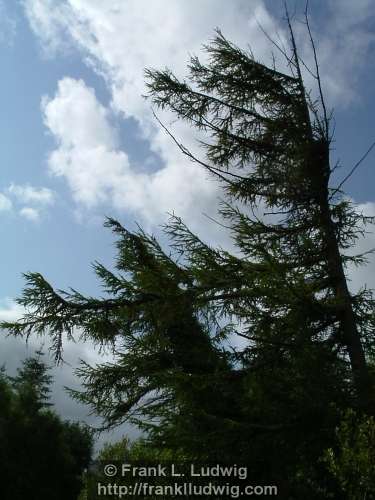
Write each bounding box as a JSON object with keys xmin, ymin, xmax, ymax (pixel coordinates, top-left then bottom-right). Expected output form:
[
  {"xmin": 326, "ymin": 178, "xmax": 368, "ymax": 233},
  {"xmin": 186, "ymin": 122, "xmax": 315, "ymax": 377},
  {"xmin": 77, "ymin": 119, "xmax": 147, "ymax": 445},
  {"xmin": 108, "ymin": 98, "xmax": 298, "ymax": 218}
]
[
  {"xmin": 2, "ymin": 14, "xmax": 375, "ymax": 497},
  {"xmin": 10, "ymin": 350, "xmax": 53, "ymax": 413}
]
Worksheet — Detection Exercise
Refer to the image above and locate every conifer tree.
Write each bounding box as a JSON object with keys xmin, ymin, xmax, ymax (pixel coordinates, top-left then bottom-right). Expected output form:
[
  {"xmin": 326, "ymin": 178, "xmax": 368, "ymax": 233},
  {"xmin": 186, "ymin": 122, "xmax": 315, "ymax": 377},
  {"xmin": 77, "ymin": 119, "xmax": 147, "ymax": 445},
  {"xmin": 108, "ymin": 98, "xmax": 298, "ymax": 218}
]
[
  {"xmin": 10, "ymin": 350, "xmax": 53, "ymax": 413},
  {"xmin": 2, "ymin": 14, "xmax": 375, "ymax": 497}
]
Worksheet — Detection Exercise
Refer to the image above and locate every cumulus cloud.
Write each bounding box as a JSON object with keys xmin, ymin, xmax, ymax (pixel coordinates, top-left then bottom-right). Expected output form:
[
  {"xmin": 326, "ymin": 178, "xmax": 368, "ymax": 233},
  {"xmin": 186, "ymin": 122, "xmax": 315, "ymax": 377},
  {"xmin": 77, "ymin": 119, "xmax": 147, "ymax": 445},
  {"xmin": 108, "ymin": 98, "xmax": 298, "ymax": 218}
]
[
  {"xmin": 0, "ymin": 298, "xmax": 24, "ymax": 322},
  {"xmin": 22, "ymin": 1, "xmax": 273, "ymax": 238},
  {"xmin": 8, "ymin": 183, "xmax": 55, "ymax": 205},
  {"xmin": 23, "ymin": 1, "xmax": 375, "ymax": 112},
  {"xmin": 0, "ymin": 183, "xmax": 56, "ymax": 222},
  {"xmin": 19, "ymin": 1, "xmax": 375, "ymax": 248},
  {"xmin": 42, "ymin": 77, "xmax": 127, "ymax": 208},
  {"xmin": 0, "ymin": 193, "xmax": 12, "ymax": 212},
  {"xmin": 41, "ymin": 76, "xmax": 219, "ymax": 230},
  {"xmin": 19, "ymin": 206, "xmax": 40, "ymax": 221}
]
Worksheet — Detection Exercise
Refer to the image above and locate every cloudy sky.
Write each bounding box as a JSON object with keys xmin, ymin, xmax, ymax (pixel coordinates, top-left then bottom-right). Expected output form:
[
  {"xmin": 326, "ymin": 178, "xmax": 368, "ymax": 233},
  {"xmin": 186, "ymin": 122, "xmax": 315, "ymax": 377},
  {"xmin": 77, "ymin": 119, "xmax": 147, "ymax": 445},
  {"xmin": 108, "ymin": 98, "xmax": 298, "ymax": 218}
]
[{"xmin": 0, "ymin": 0, "xmax": 374, "ymax": 444}]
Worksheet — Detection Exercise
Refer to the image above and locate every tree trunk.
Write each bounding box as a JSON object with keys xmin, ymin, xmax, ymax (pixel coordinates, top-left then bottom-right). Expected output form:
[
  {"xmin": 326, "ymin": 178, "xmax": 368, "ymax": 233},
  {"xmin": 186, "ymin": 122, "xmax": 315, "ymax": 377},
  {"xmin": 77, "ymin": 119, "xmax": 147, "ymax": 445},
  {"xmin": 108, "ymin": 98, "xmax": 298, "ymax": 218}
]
[{"xmin": 320, "ymin": 190, "xmax": 373, "ymax": 413}]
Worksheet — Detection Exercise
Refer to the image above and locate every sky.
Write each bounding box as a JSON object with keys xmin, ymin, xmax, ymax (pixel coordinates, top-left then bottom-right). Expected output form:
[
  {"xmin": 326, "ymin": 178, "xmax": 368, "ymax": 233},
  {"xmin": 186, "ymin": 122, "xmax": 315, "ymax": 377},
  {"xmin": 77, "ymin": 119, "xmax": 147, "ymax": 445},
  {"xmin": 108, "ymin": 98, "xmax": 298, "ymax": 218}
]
[{"xmin": 0, "ymin": 0, "xmax": 374, "ymax": 446}]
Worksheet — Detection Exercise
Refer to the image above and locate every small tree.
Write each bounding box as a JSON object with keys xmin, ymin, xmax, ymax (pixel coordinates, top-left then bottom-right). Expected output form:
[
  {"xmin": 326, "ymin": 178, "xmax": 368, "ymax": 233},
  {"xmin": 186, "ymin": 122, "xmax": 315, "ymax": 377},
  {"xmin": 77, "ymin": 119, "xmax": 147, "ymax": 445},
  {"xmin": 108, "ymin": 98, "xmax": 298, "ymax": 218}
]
[
  {"xmin": 10, "ymin": 350, "xmax": 52, "ymax": 413},
  {"xmin": 2, "ymin": 11, "xmax": 375, "ymax": 496}
]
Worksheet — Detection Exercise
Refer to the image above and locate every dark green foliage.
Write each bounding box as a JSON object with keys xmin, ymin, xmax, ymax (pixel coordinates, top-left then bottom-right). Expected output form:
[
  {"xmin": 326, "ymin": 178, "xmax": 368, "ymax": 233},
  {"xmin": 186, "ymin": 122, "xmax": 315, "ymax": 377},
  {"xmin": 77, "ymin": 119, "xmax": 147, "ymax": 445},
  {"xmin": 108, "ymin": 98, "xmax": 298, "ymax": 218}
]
[
  {"xmin": 9, "ymin": 351, "xmax": 52, "ymax": 413},
  {"xmin": 0, "ymin": 356, "xmax": 93, "ymax": 500},
  {"xmin": 323, "ymin": 409, "xmax": 375, "ymax": 499},
  {"xmin": 2, "ymin": 24, "xmax": 375, "ymax": 498}
]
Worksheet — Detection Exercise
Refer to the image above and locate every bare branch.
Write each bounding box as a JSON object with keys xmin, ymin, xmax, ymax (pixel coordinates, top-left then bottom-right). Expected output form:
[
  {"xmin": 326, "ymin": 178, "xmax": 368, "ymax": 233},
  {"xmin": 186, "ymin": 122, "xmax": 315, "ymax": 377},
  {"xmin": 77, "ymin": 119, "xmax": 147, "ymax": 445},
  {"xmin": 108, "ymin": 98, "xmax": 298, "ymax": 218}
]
[
  {"xmin": 330, "ymin": 139, "xmax": 375, "ymax": 199},
  {"xmin": 304, "ymin": 0, "xmax": 329, "ymax": 140},
  {"xmin": 284, "ymin": 3, "xmax": 314, "ymax": 141},
  {"xmin": 255, "ymin": 17, "xmax": 295, "ymax": 69}
]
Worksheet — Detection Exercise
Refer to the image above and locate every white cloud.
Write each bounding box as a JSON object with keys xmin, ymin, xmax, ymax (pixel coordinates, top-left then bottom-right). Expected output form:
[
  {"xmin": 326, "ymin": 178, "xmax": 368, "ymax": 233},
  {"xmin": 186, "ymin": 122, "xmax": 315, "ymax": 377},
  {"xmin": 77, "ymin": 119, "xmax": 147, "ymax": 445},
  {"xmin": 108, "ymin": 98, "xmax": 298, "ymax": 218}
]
[
  {"xmin": 0, "ymin": 193, "xmax": 12, "ymax": 212},
  {"xmin": 42, "ymin": 77, "xmax": 132, "ymax": 208},
  {"xmin": 8, "ymin": 183, "xmax": 55, "ymax": 205},
  {"xmin": 19, "ymin": 206, "xmax": 40, "ymax": 221},
  {"xmin": 24, "ymin": 1, "xmax": 271, "ymax": 233},
  {"xmin": 42, "ymin": 77, "xmax": 125, "ymax": 207},
  {"xmin": 42, "ymin": 77, "xmax": 219, "ymax": 229},
  {"xmin": 0, "ymin": 298, "xmax": 24, "ymax": 322},
  {"xmin": 21, "ymin": 0, "xmax": 80, "ymax": 55},
  {"xmin": 1, "ymin": 183, "xmax": 56, "ymax": 222},
  {"xmin": 22, "ymin": 1, "xmax": 375, "ymax": 112}
]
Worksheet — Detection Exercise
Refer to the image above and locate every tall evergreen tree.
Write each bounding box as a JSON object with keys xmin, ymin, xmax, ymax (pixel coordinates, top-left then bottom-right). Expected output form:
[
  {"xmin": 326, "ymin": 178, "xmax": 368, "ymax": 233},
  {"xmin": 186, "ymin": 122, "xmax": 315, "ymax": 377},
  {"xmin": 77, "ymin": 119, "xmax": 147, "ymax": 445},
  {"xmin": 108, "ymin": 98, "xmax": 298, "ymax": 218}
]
[{"xmin": 2, "ymin": 15, "xmax": 375, "ymax": 497}]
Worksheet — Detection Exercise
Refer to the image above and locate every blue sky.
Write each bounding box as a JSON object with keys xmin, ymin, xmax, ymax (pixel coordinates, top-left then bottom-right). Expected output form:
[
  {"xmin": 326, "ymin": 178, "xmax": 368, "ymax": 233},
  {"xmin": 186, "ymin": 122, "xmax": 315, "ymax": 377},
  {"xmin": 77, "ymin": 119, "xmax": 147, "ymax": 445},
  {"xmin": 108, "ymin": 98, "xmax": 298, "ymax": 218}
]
[{"xmin": 0, "ymin": 0, "xmax": 374, "ymax": 442}]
